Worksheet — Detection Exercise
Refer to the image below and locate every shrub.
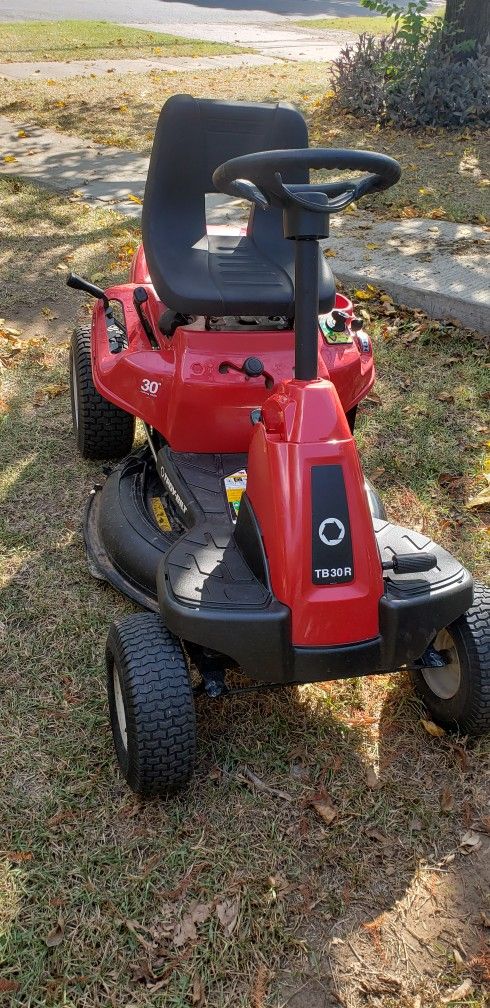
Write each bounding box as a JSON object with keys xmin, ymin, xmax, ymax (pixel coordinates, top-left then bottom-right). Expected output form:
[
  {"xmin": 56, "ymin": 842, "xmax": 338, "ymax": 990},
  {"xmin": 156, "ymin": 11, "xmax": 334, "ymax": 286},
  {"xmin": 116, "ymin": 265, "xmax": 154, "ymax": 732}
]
[{"xmin": 330, "ymin": 0, "xmax": 490, "ymax": 128}]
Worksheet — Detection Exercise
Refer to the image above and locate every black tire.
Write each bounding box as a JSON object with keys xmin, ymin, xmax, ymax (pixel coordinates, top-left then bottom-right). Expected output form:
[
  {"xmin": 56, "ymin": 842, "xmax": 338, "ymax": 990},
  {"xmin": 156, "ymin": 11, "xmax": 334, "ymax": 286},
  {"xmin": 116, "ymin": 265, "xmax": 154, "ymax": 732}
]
[
  {"xmin": 365, "ymin": 479, "xmax": 387, "ymax": 521},
  {"xmin": 410, "ymin": 582, "xmax": 490, "ymax": 735},
  {"xmin": 70, "ymin": 326, "xmax": 135, "ymax": 460},
  {"xmin": 106, "ymin": 612, "xmax": 196, "ymax": 796}
]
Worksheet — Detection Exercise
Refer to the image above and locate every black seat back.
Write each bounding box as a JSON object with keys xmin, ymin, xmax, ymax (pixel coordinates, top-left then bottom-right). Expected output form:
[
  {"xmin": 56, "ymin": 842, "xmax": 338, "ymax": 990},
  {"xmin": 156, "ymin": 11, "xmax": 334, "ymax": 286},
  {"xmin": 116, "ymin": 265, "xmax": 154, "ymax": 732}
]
[{"xmin": 142, "ymin": 94, "xmax": 309, "ymax": 303}]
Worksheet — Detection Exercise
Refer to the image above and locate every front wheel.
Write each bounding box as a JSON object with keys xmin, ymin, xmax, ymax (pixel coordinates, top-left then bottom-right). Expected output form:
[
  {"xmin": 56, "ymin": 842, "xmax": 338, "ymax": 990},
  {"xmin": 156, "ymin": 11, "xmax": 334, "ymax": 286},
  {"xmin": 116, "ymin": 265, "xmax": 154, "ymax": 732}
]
[
  {"xmin": 106, "ymin": 613, "xmax": 196, "ymax": 796},
  {"xmin": 410, "ymin": 582, "xmax": 490, "ymax": 735}
]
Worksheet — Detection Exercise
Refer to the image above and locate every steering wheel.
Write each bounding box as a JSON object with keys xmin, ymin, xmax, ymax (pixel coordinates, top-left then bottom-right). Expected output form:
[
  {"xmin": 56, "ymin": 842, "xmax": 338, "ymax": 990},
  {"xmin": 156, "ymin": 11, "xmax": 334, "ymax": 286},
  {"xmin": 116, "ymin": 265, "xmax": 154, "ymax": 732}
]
[{"xmin": 212, "ymin": 148, "xmax": 401, "ymax": 215}]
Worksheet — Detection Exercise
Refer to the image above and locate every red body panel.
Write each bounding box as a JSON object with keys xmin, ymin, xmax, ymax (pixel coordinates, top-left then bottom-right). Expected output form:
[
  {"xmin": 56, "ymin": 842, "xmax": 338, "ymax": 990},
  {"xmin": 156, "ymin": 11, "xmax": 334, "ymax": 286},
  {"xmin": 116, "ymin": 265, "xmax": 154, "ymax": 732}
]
[
  {"xmin": 92, "ymin": 246, "xmax": 374, "ymax": 453},
  {"xmin": 246, "ymin": 381, "xmax": 383, "ymax": 646}
]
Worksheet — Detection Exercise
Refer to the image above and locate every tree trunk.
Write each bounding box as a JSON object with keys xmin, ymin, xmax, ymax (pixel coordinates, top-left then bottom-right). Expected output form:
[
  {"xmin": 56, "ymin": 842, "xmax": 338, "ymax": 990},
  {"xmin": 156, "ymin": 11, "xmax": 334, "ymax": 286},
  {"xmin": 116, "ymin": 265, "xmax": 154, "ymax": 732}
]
[{"xmin": 444, "ymin": 0, "xmax": 490, "ymax": 49}]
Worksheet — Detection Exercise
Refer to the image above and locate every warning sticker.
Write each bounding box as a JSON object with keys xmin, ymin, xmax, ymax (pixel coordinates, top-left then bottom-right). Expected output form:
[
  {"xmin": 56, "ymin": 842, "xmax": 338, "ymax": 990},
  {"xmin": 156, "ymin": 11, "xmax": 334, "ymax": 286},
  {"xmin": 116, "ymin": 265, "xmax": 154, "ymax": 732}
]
[
  {"xmin": 151, "ymin": 497, "xmax": 172, "ymax": 532},
  {"xmin": 224, "ymin": 469, "xmax": 247, "ymax": 522},
  {"xmin": 319, "ymin": 314, "xmax": 353, "ymax": 345}
]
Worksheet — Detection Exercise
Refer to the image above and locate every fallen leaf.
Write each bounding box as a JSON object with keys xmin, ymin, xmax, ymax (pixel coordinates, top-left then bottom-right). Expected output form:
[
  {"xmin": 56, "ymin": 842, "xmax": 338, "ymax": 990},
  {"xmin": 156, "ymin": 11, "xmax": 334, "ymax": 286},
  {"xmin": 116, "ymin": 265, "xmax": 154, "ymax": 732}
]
[
  {"xmin": 251, "ymin": 964, "xmax": 269, "ymax": 1008},
  {"xmin": 6, "ymin": 851, "xmax": 32, "ymax": 863},
  {"xmin": 34, "ymin": 384, "xmax": 68, "ymax": 405},
  {"xmin": 460, "ymin": 830, "xmax": 482, "ymax": 852},
  {"xmin": 127, "ymin": 194, "xmax": 143, "ymax": 204},
  {"xmin": 2, "ymin": 154, "xmax": 16, "ymax": 163},
  {"xmin": 45, "ymin": 914, "xmax": 65, "ymax": 948},
  {"xmin": 324, "ymin": 248, "xmax": 337, "ymax": 257},
  {"xmin": 309, "ymin": 797, "xmax": 338, "ymax": 826},
  {"xmin": 191, "ymin": 974, "xmax": 204, "ymax": 1006},
  {"xmin": 453, "ymin": 948, "xmax": 465, "ymax": 966},
  {"xmin": 0, "ymin": 980, "xmax": 20, "ymax": 993},
  {"xmin": 420, "ymin": 718, "xmax": 445, "ymax": 737},
  {"xmin": 437, "ymin": 391, "xmax": 454, "ymax": 402},
  {"xmin": 480, "ymin": 910, "xmax": 490, "ymax": 927},
  {"xmin": 440, "ymin": 788, "xmax": 454, "ymax": 812},
  {"xmin": 366, "ymin": 242, "xmax": 380, "ymax": 250},
  {"xmin": 216, "ymin": 895, "xmax": 240, "ymax": 936},
  {"xmin": 365, "ymin": 765, "xmax": 381, "ymax": 789},
  {"xmin": 172, "ymin": 901, "xmax": 212, "ymax": 948},
  {"xmin": 441, "ymin": 978, "xmax": 474, "ymax": 1003},
  {"xmin": 17, "ymin": 129, "xmax": 27, "ymax": 138},
  {"xmin": 354, "ymin": 287, "xmax": 376, "ymax": 300},
  {"xmin": 467, "ymin": 475, "xmax": 490, "ymax": 510}
]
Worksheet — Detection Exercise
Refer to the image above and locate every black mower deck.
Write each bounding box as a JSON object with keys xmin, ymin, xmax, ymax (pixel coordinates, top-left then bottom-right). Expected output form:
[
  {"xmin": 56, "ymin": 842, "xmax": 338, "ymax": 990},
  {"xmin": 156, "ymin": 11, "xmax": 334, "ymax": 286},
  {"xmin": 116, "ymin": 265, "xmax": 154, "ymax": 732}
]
[{"xmin": 84, "ymin": 447, "xmax": 473, "ymax": 684}]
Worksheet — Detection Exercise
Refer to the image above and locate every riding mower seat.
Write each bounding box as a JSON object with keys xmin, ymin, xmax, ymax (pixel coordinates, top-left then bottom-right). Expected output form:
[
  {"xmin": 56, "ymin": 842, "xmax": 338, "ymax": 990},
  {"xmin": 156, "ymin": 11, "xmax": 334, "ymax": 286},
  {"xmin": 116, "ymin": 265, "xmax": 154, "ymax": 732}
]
[{"xmin": 142, "ymin": 94, "xmax": 336, "ymax": 318}]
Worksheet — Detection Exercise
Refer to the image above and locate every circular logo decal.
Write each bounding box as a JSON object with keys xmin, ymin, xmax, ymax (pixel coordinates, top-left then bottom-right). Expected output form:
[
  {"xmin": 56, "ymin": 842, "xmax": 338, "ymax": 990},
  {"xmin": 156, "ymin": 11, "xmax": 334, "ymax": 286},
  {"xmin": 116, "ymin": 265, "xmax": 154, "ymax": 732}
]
[{"xmin": 318, "ymin": 518, "xmax": 346, "ymax": 547}]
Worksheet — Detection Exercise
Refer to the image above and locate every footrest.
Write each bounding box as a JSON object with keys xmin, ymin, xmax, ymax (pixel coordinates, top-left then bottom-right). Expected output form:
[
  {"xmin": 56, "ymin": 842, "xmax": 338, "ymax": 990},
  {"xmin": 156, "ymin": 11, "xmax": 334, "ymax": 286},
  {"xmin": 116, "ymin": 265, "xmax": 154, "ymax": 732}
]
[{"xmin": 165, "ymin": 523, "xmax": 271, "ymax": 610}]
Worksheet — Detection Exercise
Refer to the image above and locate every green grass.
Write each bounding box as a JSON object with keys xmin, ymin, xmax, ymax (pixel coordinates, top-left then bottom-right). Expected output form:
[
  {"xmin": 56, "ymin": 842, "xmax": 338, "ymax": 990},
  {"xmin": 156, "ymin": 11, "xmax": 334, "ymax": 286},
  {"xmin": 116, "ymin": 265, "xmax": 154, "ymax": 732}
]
[
  {"xmin": 0, "ymin": 178, "xmax": 489, "ymax": 1008},
  {"xmin": 295, "ymin": 7, "xmax": 445, "ymax": 34},
  {"xmin": 0, "ymin": 20, "xmax": 241, "ymax": 62}
]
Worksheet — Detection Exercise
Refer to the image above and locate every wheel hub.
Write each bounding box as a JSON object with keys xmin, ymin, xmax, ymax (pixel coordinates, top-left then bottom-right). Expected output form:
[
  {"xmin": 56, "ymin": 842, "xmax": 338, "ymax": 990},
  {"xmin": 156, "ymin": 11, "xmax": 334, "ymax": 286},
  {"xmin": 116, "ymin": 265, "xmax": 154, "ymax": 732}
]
[
  {"xmin": 421, "ymin": 628, "xmax": 461, "ymax": 700},
  {"xmin": 113, "ymin": 664, "xmax": 128, "ymax": 750}
]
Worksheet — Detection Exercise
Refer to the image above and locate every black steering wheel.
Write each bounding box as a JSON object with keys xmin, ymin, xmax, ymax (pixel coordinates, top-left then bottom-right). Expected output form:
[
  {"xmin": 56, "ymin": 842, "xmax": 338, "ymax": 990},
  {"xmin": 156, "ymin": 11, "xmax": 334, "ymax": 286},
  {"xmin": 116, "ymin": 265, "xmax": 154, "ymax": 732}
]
[{"xmin": 212, "ymin": 148, "xmax": 401, "ymax": 215}]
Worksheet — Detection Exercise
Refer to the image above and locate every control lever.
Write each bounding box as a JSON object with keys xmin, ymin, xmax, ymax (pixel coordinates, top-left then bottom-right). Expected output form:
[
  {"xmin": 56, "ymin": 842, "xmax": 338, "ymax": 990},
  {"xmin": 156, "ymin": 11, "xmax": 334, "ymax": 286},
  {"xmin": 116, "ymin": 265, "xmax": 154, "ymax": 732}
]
[
  {"xmin": 219, "ymin": 356, "xmax": 273, "ymax": 388},
  {"xmin": 67, "ymin": 272, "xmax": 109, "ymax": 309},
  {"xmin": 382, "ymin": 553, "xmax": 438, "ymax": 574},
  {"xmin": 133, "ymin": 286, "xmax": 159, "ymax": 349}
]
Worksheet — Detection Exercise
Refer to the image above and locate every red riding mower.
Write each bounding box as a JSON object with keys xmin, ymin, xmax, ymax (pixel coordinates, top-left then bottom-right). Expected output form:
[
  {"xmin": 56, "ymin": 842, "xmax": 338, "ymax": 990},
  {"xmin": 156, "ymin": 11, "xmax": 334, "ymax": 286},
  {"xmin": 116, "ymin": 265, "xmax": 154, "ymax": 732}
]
[{"xmin": 68, "ymin": 95, "xmax": 489, "ymax": 796}]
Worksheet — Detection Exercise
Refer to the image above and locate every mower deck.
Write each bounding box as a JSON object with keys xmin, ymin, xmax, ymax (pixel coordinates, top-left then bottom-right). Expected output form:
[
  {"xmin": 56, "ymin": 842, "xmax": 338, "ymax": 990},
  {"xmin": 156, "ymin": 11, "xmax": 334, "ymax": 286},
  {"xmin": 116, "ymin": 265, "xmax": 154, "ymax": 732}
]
[{"xmin": 85, "ymin": 448, "xmax": 473, "ymax": 685}]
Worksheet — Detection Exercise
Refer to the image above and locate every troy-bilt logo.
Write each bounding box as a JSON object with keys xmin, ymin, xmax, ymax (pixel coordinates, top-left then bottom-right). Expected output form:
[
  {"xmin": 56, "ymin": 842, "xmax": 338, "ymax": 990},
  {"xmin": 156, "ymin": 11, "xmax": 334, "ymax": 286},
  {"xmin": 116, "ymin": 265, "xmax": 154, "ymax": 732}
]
[
  {"xmin": 160, "ymin": 468, "xmax": 188, "ymax": 514},
  {"xmin": 140, "ymin": 378, "xmax": 161, "ymax": 397},
  {"xmin": 318, "ymin": 517, "xmax": 346, "ymax": 547}
]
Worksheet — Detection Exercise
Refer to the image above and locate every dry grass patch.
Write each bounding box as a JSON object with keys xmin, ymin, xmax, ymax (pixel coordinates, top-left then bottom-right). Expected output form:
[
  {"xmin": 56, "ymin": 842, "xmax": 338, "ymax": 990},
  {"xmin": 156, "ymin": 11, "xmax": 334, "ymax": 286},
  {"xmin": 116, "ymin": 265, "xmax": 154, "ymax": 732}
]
[
  {"xmin": 0, "ymin": 64, "xmax": 488, "ymax": 224},
  {"xmin": 0, "ymin": 179, "xmax": 489, "ymax": 1007},
  {"xmin": 0, "ymin": 20, "xmax": 241, "ymax": 62}
]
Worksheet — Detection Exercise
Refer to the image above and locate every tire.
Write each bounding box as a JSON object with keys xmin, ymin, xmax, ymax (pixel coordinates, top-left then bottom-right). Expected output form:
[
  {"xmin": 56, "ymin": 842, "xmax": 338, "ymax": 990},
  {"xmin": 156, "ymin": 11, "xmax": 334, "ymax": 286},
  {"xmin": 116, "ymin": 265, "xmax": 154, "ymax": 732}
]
[
  {"xmin": 365, "ymin": 479, "xmax": 387, "ymax": 521},
  {"xmin": 70, "ymin": 326, "xmax": 135, "ymax": 460},
  {"xmin": 410, "ymin": 582, "xmax": 490, "ymax": 735},
  {"xmin": 106, "ymin": 612, "xmax": 196, "ymax": 796}
]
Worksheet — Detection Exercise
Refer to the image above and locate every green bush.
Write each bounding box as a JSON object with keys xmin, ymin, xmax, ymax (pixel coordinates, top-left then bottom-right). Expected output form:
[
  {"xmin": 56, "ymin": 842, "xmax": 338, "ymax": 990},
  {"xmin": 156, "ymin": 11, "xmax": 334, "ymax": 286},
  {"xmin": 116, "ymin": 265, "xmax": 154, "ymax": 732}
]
[{"xmin": 330, "ymin": 0, "xmax": 490, "ymax": 127}]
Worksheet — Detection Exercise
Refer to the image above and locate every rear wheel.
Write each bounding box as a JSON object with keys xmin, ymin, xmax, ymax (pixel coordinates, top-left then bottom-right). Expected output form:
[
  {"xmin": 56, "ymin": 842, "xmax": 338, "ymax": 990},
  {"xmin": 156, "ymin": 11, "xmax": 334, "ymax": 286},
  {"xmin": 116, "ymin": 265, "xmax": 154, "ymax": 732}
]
[
  {"xmin": 410, "ymin": 582, "xmax": 490, "ymax": 735},
  {"xmin": 106, "ymin": 612, "xmax": 196, "ymax": 796},
  {"xmin": 70, "ymin": 325, "xmax": 134, "ymax": 460}
]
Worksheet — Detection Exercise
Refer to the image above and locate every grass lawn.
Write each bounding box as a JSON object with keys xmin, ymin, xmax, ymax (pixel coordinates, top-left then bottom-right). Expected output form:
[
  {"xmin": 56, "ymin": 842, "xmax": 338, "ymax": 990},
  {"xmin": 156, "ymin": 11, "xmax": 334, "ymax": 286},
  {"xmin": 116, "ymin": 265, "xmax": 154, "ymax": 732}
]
[
  {"xmin": 0, "ymin": 20, "xmax": 241, "ymax": 63},
  {"xmin": 294, "ymin": 7, "xmax": 445, "ymax": 34},
  {"xmin": 0, "ymin": 64, "xmax": 488, "ymax": 225},
  {"xmin": 1, "ymin": 177, "xmax": 489, "ymax": 1007}
]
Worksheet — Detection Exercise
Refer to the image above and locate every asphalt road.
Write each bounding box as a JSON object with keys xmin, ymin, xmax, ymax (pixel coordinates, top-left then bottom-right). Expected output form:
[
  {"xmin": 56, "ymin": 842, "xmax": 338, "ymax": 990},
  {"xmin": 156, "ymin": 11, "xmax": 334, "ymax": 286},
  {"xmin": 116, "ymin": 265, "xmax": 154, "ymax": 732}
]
[{"xmin": 0, "ymin": 0, "xmax": 436, "ymax": 24}]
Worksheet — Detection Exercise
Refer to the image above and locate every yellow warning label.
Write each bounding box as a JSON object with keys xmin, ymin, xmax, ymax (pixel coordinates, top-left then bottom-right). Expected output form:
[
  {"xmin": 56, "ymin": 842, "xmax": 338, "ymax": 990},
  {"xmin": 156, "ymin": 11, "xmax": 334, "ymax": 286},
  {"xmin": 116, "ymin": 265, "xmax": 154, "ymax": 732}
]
[
  {"xmin": 151, "ymin": 497, "xmax": 172, "ymax": 532},
  {"xmin": 224, "ymin": 469, "xmax": 247, "ymax": 521}
]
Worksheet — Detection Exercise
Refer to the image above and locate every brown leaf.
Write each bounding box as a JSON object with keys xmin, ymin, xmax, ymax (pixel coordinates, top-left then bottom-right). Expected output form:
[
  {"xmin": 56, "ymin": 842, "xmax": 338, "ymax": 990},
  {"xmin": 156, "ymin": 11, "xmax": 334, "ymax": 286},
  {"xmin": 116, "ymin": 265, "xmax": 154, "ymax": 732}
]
[
  {"xmin": 441, "ymin": 978, "xmax": 474, "ymax": 1002},
  {"xmin": 0, "ymin": 979, "xmax": 20, "ymax": 993},
  {"xmin": 216, "ymin": 896, "xmax": 240, "ymax": 937},
  {"xmin": 467, "ymin": 475, "xmax": 490, "ymax": 510},
  {"xmin": 365, "ymin": 765, "xmax": 381, "ymax": 789},
  {"xmin": 437, "ymin": 391, "xmax": 454, "ymax": 402},
  {"xmin": 34, "ymin": 383, "xmax": 68, "ymax": 405},
  {"xmin": 420, "ymin": 718, "xmax": 445, "ymax": 737},
  {"xmin": 440, "ymin": 788, "xmax": 454, "ymax": 812},
  {"xmin": 191, "ymin": 974, "xmax": 204, "ymax": 1006},
  {"xmin": 172, "ymin": 901, "xmax": 211, "ymax": 948},
  {"xmin": 6, "ymin": 851, "xmax": 32, "ymax": 863},
  {"xmin": 45, "ymin": 914, "xmax": 65, "ymax": 948},
  {"xmin": 251, "ymin": 964, "xmax": 270, "ymax": 1008},
  {"xmin": 479, "ymin": 910, "xmax": 490, "ymax": 928},
  {"xmin": 172, "ymin": 914, "xmax": 197, "ymax": 948},
  {"xmin": 309, "ymin": 798, "xmax": 338, "ymax": 826},
  {"xmin": 460, "ymin": 830, "xmax": 482, "ymax": 852}
]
